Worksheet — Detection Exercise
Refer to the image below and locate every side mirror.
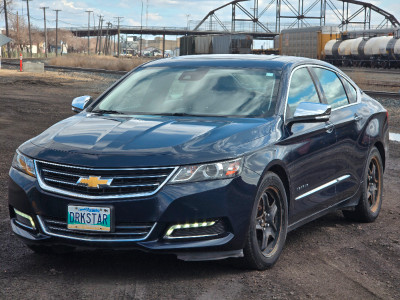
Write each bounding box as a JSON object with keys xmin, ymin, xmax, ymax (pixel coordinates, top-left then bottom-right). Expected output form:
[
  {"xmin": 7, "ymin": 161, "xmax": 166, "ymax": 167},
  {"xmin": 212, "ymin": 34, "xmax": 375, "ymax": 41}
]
[
  {"xmin": 72, "ymin": 96, "xmax": 93, "ymax": 113},
  {"xmin": 288, "ymin": 102, "xmax": 331, "ymax": 127}
]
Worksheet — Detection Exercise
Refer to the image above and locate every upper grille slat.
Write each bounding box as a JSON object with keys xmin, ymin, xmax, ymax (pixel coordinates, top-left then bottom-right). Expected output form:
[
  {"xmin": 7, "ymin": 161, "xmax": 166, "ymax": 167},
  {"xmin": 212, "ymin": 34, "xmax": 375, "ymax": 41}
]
[
  {"xmin": 45, "ymin": 178, "xmax": 79, "ymax": 186},
  {"xmin": 42, "ymin": 168, "xmax": 80, "ymax": 178},
  {"xmin": 36, "ymin": 161, "xmax": 177, "ymax": 199}
]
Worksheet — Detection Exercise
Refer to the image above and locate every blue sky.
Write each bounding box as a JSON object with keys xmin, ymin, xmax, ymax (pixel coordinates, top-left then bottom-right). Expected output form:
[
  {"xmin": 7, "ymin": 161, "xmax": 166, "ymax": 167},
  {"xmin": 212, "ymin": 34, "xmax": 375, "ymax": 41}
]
[{"xmin": 1, "ymin": 0, "xmax": 399, "ymax": 31}]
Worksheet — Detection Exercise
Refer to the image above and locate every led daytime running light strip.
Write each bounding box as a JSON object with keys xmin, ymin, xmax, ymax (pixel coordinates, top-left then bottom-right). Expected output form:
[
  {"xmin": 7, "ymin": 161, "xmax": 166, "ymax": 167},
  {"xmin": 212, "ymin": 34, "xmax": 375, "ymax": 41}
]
[
  {"xmin": 165, "ymin": 221, "xmax": 216, "ymax": 237},
  {"xmin": 14, "ymin": 208, "xmax": 36, "ymax": 229}
]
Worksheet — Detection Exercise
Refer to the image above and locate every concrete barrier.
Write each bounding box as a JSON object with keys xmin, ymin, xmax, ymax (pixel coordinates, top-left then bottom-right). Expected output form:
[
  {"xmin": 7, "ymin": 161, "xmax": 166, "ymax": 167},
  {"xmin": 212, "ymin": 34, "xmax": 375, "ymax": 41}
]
[{"xmin": 23, "ymin": 61, "xmax": 45, "ymax": 73}]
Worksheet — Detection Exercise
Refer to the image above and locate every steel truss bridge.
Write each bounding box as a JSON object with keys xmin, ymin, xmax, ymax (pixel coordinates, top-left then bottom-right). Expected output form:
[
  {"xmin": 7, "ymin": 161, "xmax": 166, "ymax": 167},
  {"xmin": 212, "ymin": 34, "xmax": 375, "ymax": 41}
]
[{"xmin": 69, "ymin": 0, "xmax": 399, "ymax": 41}]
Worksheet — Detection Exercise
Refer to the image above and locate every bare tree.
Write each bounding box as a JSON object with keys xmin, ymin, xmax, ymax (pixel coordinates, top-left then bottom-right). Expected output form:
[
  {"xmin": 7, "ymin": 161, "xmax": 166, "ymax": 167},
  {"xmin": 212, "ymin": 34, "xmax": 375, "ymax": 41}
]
[
  {"xmin": 0, "ymin": 0, "xmax": 13, "ymax": 15},
  {"xmin": 5, "ymin": 11, "xmax": 98, "ymax": 55}
]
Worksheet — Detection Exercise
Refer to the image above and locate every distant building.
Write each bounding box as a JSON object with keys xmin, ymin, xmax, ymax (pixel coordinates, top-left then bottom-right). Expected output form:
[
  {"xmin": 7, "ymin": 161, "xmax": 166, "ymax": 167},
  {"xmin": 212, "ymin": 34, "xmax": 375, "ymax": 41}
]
[
  {"xmin": 49, "ymin": 43, "xmax": 68, "ymax": 55},
  {"xmin": 122, "ymin": 36, "xmax": 180, "ymax": 56}
]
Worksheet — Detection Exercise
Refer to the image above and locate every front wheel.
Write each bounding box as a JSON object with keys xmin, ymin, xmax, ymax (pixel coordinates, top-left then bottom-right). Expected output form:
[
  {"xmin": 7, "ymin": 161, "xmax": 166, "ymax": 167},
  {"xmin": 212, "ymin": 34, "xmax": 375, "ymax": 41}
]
[
  {"xmin": 243, "ymin": 172, "xmax": 288, "ymax": 270},
  {"xmin": 343, "ymin": 147, "xmax": 383, "ymax": 222}
]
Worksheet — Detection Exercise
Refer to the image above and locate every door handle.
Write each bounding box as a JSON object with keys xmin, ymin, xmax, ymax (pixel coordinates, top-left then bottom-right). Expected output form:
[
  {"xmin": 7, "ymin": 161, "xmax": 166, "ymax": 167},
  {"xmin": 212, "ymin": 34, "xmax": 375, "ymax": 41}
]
[
  {"xmin": 354, "ymin": 114, "xmax": 363, "ymax": 122},
  {"xmin": 325, "ymin": 123, "xmax": 334, "ymax": 133}
]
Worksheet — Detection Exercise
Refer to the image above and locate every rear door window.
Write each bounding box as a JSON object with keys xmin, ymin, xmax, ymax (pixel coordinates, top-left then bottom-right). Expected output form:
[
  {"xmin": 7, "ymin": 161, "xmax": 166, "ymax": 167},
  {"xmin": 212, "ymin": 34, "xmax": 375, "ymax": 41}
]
[
  {"xmin": 341, "ymin": 78, "xmax": 358, "ymax": 104},
  {"xmin": 286, "ymin": 67, "xmax": 320, "ymax": 119},
  {"xmin": 313, "ymin": 67, "xmax": 349, "ymax": 109}
]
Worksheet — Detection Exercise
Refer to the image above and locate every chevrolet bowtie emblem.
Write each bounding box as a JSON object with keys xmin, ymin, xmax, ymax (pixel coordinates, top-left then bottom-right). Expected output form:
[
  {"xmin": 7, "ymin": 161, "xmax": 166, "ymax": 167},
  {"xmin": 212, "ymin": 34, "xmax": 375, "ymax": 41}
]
[{"xmin": 77, "ymin": 176, "xmax": 113, "ymax": 189}]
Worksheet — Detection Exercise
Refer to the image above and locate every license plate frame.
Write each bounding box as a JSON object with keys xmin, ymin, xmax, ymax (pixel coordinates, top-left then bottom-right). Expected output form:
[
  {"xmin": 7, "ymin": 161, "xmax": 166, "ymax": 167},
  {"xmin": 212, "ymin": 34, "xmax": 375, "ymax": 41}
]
[{"xmin": 67, "ymin": 205, "xmax": 114, "ymax": 232}]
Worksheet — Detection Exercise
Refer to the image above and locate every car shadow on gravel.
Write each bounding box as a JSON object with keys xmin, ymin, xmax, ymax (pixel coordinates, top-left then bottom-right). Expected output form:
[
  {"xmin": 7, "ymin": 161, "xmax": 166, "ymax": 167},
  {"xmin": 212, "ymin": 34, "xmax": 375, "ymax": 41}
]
[
  {"xmin": 11, "ymin": 211, "xmax": 356, "ymax": 277},
  {"xmin": 19, "ymin": 249, "xmax": 247, "ymax": 281}
]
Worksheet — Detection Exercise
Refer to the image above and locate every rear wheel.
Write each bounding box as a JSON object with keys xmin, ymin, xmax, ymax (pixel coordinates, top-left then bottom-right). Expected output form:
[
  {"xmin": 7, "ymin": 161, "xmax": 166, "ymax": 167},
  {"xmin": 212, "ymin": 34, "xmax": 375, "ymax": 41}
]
[
  {"xmin": 243, "ymin": 172, "xmax": 288, "ymax": 270},
  {"xmin": 343, "ymin": 147, "xmax": 383, "ymax": 222}
]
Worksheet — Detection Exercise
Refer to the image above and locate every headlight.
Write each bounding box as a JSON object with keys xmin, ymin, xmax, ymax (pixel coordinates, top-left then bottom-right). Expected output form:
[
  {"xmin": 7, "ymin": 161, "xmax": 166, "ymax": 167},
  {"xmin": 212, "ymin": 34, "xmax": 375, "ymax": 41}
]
[
  {"xmin": 12, "ymin": 151, "xmax": 36, "ymax": 177},
  {"xmin": 170, "ymin": 158, "xmax": 242, "ymax": 183}
]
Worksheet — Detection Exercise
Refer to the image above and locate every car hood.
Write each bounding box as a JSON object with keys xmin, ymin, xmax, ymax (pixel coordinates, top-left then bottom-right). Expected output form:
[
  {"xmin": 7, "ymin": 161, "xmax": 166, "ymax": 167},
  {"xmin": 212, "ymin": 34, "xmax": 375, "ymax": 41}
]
[{"xmin": 20, "ymin": 113, "xmax": 280, "ymax": 167}]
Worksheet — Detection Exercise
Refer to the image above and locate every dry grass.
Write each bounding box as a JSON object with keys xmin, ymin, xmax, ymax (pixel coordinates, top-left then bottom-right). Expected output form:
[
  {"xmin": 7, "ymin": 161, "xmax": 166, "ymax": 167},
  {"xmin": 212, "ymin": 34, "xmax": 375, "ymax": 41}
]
[
  {"xmin": 0, "ymin": 69, "xmax": 92, "ymax": 81},
  {"xmin": 49, "ymin": 55, "xmax": 154, "ymax": 72}
]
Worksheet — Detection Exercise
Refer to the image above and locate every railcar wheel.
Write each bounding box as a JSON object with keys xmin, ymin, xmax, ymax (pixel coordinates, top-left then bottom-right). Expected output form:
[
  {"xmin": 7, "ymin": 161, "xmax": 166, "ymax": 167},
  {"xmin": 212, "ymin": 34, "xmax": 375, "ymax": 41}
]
[
  {"xmin": 243, "ymin": 172, "xmax": 288, "ymax": 270},
  {"xmin": 343, "ymin": 147, "xmax": 383, "ymax": 223}
]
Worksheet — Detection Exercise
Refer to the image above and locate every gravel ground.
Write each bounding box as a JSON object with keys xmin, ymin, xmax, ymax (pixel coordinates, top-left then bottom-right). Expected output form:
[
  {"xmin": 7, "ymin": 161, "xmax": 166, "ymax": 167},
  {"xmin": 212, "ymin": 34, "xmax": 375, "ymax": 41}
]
[
  {"xmin": 0, "ymin": 69, "xmax": 399, "ymax": 300},
  {"xmin": 341, "ymin": 68, "xmax": 400, "ymax": 93},
  {"xmin": 373, "ymin": 95, "xmax": 400, "ymax": 133}
]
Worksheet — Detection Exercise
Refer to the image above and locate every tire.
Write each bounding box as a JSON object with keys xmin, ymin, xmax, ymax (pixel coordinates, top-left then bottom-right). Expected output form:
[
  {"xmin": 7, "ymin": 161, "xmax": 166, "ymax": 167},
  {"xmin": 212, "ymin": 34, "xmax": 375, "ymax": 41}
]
[
  {"xmin": 343, "ymin": 147, "xmax": 383, "ymax": 223},
  {"xmin": 243, "ymin": 172, "xmax": 288, "ymax": 270}
]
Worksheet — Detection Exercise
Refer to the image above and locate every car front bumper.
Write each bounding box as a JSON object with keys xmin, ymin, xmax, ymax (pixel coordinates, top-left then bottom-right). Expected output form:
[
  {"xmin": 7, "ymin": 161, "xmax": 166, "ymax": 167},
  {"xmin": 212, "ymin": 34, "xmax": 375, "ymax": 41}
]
[{"xmin": 8, "ymin": 166, "xmax": 260, "ymax": 259}]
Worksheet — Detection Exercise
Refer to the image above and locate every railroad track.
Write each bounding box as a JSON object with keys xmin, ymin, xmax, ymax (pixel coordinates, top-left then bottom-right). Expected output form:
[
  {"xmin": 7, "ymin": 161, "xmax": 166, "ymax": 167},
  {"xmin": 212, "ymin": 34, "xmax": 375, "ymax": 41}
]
[
  {"xmin": 340, "ymin": 67, "xmax": 400, "ymax": 75},
  {"xmin": 0, "ymin": 61, "xmax": 127, "ymax": 76},
  {"xmin": 364, "ymin": 90, "xmax": 400, "ymax": 98}
]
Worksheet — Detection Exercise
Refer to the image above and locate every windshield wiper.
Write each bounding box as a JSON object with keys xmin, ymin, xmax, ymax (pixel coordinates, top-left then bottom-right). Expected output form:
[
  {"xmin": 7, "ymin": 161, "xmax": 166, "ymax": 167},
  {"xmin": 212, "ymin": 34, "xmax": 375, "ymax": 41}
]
[
  {"xmin": 165, "ymin": 112, "xmax": 219, "ymax": 117},
  {"xmin": 91, "ymin": 109, "xmax": 125, "ymax": 115}
]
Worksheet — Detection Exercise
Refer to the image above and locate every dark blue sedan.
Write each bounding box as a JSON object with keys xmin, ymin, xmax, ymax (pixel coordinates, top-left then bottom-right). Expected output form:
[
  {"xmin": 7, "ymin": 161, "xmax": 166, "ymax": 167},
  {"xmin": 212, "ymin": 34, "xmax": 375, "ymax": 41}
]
[{"xmin": 8, "ymin": 55, "xmax": 389, "ymax": 270}]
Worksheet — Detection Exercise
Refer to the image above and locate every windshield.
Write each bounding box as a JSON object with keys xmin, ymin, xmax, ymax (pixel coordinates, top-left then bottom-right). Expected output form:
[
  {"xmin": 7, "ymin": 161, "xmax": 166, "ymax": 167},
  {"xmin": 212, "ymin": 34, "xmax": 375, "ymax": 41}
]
[{"xmin": 94, "ymin": 67, "xmax": 281, "ymax": 117}]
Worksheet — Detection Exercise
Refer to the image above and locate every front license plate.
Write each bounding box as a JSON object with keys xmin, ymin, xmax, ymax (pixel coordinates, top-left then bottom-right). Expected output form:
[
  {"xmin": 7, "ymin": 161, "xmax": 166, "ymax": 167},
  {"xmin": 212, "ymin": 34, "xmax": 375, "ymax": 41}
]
[{"xmin": 68, "ymin": 205, "xmax": 111, "ymax": 232}]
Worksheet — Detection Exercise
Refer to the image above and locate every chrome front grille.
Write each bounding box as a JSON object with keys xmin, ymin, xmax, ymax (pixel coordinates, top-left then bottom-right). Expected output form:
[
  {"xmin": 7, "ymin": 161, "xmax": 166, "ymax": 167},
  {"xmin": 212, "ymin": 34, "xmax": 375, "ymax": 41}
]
[
  {"xmin": 38, "ymin": 216, "xmax": 155, "ymax": 241},
  {"xmin": 35, "ymin": 161, "xmax": 177, "ymax": 199}
]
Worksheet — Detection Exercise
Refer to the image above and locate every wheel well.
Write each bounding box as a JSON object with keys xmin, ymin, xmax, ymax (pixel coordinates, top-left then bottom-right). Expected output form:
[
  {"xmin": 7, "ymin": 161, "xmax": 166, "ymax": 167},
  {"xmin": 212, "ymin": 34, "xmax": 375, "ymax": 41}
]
[
  {"xmin": 268, "ymin": 165, "xmax": 291, "ymax": 207},
  {"xmin": 374, "ymin": 141, "xmax": 385, "ymax": 171}
]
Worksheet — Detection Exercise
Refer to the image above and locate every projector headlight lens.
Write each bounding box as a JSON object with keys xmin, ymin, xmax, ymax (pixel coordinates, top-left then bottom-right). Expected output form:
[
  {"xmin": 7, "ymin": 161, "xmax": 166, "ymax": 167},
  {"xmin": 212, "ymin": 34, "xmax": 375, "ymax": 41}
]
[{"xmin": 170, "ymin": 158, "xmax": 242, "ymax": 183}]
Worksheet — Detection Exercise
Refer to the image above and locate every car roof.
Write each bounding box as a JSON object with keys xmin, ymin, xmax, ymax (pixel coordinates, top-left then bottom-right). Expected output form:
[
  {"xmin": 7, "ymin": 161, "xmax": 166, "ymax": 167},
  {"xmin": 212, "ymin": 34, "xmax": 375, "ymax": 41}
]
[{"xmin": 142, "ymin": 54, "xmax": 331, "ymax": 70}]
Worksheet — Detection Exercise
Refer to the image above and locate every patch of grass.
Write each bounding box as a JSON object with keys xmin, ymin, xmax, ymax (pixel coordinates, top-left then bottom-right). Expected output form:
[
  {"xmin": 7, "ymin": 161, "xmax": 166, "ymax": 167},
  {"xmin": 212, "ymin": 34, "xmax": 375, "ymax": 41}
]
[{"xmin": 49, "ymin": 55, "xmax": 154, "ymax": 71}]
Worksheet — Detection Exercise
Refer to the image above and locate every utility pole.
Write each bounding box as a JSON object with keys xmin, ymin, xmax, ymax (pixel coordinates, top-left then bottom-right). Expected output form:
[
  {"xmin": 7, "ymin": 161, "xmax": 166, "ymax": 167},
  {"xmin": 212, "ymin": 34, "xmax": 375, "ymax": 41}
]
[
  {"xmin": 103, "ymin": 22, "xmax": 111, "ymax": 55},
  {"xmin": 40, "ymin": 6, "xmax": 49, "ymax": 58},
  {"xmin": 22, "ymin": 0, "xmax": 33, "ymax": 57},
  {"xmin": 3, "ymin": 0, "xmax": 10, "ymax": 57},
  {"xmin": 186, "ymin": 14, "xmax": 190, "ymax": 30},
  {"xmin": 95, "ymin": 16, "xmax": 102, "ymax": 54},
  {"xmin": 98, "ymin": 17, "xmax": 104, "ymax": 55},
  {"xmin": 54, "ymin": 9, "xmax": 61, "ymax": 56},
  {"xmin": 140, "ymin": 0, "xmax": 143, "ymax": 57},
  {"xmin": 146, "ymin": 0, "xmax": 149, "ymax": 27},
  {"xmin": 113, "ymin": 34, "xmax": 115, "ymax": 55},
  {"xmin": 114, "ymin": 17, "xmax": 123, "ymax": 57},
  {"xmin": 108, "ymin": 22, "xmax": 113, "ymax": 55},
  {"xmin": 16, "ymin": 11, "xmax": 19, "ymax": 50},
  {"xmin": 85, "ymin": 10, "xmax": 93, "ymax": 55}
]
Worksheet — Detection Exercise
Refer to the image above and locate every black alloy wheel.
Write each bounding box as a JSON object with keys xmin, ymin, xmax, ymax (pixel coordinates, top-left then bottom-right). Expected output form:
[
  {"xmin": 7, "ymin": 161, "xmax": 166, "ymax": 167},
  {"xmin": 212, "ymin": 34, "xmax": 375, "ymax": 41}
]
[
  {"xmin": 367, "ymin": 155, "xmax": 382, "ymax": 214},
  {"xmin": 243, "ymin": 172, "xmax": 288, "ymax": 270},
  {"xmin": 256, "ymin": 187, "xmax": 282, "ymax": 256},
  {"xmin": 343, "ymin": 147, "xmax": 383, "ymax": 222}
]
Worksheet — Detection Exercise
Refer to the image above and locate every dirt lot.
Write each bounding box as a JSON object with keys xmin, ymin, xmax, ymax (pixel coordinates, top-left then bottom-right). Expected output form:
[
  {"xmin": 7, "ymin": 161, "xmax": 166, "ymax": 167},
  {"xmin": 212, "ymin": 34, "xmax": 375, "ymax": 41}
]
[
  {"xmin": 0, "ymin": 69, "xmax": 399, "ymax": 299},
  {"xmin": 343, "ymin": 68, "xmax": 400, "ymax": 94}
]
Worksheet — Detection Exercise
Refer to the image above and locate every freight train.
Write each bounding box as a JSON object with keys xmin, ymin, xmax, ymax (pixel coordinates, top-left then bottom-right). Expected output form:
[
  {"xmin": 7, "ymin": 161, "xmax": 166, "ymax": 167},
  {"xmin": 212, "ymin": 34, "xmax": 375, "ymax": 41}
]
[
  {"xmin": 324, "ymin": 36, "xmax": 400, "ymax": 68},
  {"xmin": 180, "ymin": 34, "xmax": 253, "ymax": 56},
  {"xmin": 278, "ymin": 26, "xmax": 400, "ymax": 68}
]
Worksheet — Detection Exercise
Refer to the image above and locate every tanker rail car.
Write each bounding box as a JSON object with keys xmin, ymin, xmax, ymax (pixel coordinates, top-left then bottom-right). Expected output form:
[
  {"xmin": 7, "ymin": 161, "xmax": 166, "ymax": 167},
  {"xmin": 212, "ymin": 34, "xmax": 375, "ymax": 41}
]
[{"xmin": 324, "ymin": 36, "xmax": 400, "ymax": 68}]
